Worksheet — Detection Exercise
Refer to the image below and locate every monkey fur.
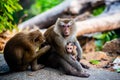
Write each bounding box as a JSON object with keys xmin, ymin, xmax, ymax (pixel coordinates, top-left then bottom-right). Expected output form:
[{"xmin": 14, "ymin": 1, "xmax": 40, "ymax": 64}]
[
  {"xmin": 38, "ymin": 18, "xmax": 90, "ymax": 77},
  {"xmin": 4, "ymin": 30, "xmax": 50, "ymax": 72}
]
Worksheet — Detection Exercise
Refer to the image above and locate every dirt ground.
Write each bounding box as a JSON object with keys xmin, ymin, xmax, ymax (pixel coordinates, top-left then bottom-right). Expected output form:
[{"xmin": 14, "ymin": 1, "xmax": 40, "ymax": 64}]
[{"xmin": 80, "ymin": 38, "xmax": 117, "ymax": 72}]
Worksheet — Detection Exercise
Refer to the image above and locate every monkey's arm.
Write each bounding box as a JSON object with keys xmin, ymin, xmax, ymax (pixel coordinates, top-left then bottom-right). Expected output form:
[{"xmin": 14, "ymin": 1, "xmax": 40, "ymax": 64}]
[
  {"xmin": 33, "ymin": 45, "xmax": 50, "ymax": 60},
  {"xmin": 74, "ymin": 40, "xmax": 83, "ymax": 61},
  {"xmin": 61, "ymin": 52, "xmax": 83, "ymax": 72}
]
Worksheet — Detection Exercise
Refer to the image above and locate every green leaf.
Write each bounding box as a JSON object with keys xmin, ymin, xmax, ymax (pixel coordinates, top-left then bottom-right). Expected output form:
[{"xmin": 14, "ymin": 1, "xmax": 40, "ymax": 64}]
[
  {"xmin": 4, "ymin": 4, "xmax": 14, "ymax": 14},
  {"xmin": 0, "ymin": 0, "xmax": 22, "ymax": 33},
  {"xmin": 6, "ymin": 13, "xmax": 13, "ymax": 20},
  {"xmin": 15, "ymin": 4, "xmax": 23, "ymax": 10},
  {"xmin": 93, "ymin": 33, "xmax": 106, "ymax": 39},
  {"xmin": 106, "ymin": 35, "xmax": 110, "ymax": 41},
  {"xmin": 116, "ymin": 68, "xmax": 120, "ymax": 73},
  {"xmin": 89, "ymin": 60, "xmax": 100, "ymax": 65},
  {"xmin": 95, "ymin": 40, "xmax": 104, "ymax": 47},
  {"xmin": 92, "ymin": 5, "xmax": 105, "ymax": 16}
]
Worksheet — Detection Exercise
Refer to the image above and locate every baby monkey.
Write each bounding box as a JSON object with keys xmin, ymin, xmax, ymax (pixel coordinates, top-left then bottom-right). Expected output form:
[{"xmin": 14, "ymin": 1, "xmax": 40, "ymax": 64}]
[
  {"xmin": 66, "ymin": 42, "xmax": 77, "ymax": 60},
  {"xmin": 66, "ymin": 42, "xmax": 89, "ymax": 69}
]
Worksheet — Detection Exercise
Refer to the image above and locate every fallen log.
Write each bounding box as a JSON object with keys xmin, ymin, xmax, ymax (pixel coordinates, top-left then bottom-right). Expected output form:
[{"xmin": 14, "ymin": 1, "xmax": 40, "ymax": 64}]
[
  {"xmin": 76, "ymin": 0, "xmax": 120, "ymax": 36},
  {"xmin": 76, "ymin": 13, "xmax": 120, "ymax": 37}
]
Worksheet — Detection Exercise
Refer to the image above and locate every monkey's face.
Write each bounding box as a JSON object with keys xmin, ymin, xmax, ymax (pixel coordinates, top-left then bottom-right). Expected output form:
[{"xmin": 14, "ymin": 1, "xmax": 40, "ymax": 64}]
[
  {"xmin": 66, "ymin": 45, "xmax": 74, "ymax": 53},
  {"xmin": 58, "ymin": 19, "xmax": 74, "ymax": 37},
  {"xmin": 29, "ymin": 30, "xmax": 45, "ymax": 47},
  {"xmin": 61, "ymin": 24, "xmax": 71, "ymax": 37}
]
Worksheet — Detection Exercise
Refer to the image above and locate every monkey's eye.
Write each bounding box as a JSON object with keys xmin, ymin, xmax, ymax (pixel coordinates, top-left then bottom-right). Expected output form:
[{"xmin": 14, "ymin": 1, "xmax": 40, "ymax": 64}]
[
  {"xmin": 70, "ymin": 48, "xmax": 72, "ymax": 49},
  {"xmin": 61, "ymin": 25, "xmax": 66, "ymax": 27},
  {"xmin": 61, "ymin": 24, "xmax": 70, "ymax": 27},
  {"xmin": 67, "ymin": 48, "xmax": 72, "ymax": 50},
  {"xmin": 66, "ymin": 25, "xmax": 70, "ymax": 27}
]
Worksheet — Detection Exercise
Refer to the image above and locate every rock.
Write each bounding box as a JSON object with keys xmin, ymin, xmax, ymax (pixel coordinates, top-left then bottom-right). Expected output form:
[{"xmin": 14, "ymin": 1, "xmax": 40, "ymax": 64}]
[
  {"xmin": 112, "ymin": 56, "xmax": 120, "ymax": 70},
  {"xmin": 102, "ymin": 38, "xmax": 120, "ymax": 56}
]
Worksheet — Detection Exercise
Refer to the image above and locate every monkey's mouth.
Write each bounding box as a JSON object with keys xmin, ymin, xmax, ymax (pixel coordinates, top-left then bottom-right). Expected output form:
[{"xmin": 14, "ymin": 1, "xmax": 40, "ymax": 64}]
[{"xmin": 64, "ymin": 32, "xmax": 70, "ymax": 36}]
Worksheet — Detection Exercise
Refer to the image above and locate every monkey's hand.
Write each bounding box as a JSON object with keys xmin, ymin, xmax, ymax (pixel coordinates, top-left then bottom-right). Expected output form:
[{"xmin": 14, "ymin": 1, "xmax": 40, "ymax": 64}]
[
  {"xmin": 77, "ymin": 56, "xmax": 81, "ymax": 61},
  {"xmin": 36, "ymin": 45, "xmax": 51, "ymax": 57},
  {"xmin": 40, "ymin": 45, "xmax": 51, "ymax": 52},
  {"xmin": 71, "ymin": 56, "xmax": 76, "ymax": 61}
]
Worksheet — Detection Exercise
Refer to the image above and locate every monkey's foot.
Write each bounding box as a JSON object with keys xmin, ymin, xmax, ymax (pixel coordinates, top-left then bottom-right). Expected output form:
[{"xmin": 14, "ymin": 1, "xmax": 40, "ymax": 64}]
[
  {"xmin": 31, "ymin": 64, "xmax": 45, "ymax": 71},
  {"xmin": 80, "ymin": 63, "xmax": 89, "ymax": 69},
  {"xmin": 78, "ymin": 72, "xmax": 90, "ymax": 78},
  {"xmin": 38, "ymin": 64, "xmax": 45, "ymax": 69}
]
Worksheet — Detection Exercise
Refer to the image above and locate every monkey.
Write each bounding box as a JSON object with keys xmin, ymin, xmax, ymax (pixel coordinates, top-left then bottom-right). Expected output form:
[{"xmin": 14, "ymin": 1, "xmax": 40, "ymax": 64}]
[
  {"xmin": 38, "ymin": 18, "xmax": 90, "ymax": 77},
  {"xmin": 3, "ymin": 30, "xmax": 50, "ymax": 72},
  {"xmin": 65, "ymin": 42, "xmax": 77, "ymax": 61},
  {"xmin": 65, "ymin": 42, "xmax": 89, "ymax": 69}
]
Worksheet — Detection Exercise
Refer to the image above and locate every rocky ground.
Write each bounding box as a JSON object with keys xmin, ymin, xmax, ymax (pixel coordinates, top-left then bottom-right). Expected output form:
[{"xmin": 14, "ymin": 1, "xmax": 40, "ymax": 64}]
[{"xmin": 0, "ymin": 54, "xmax": 120, "ymax": 80}]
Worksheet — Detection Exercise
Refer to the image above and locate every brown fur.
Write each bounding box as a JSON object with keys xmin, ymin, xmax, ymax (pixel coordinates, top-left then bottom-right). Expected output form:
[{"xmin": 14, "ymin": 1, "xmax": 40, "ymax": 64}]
[{"xmin": 4, "ymin": 30, "xmax": 50, "ymax": 71}]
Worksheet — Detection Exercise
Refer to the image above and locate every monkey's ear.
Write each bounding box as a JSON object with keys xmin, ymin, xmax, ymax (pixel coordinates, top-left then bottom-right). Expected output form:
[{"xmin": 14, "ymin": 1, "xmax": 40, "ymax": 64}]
[{"xmin": 55, "ymin": 18, "xmax": 61, "ymax": 26}]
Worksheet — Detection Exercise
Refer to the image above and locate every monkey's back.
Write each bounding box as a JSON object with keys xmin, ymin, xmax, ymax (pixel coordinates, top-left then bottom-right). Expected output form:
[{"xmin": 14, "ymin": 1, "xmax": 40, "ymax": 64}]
[
  {"xmin": 4, "ymin": 32, "xmax": 28, "ymax": 54},
  {"xmin": 44, "ymin": 26, "xmax": 59, "ymax": 47},
  {"xmin": 3, "ymin": 32, "xmax": 31, "ymax": 69}
]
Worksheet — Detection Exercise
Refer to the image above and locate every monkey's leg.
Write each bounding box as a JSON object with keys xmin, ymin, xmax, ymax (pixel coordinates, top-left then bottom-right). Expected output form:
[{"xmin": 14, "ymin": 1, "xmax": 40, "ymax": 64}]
[
  {"xmin": 59, "ymin": 57, "xmax": 90, "ymax": 78},
  {"xmin": 10, "ymin": 65, "xmax": 28, "ymax": 72},
  {"xmin": 30, "ymin": 46, "xmax": 50, "ymax": 71},
  {"xmin": 63, "ymin": 54, "xmax": 84, "ymax": 72},
  {"xmin": 31, "ymin": 59, "xmax": 44, "ymax": 71},
  {"xmin": 80, "ymin": 62, "xmax": 89, "ymax": 69}
]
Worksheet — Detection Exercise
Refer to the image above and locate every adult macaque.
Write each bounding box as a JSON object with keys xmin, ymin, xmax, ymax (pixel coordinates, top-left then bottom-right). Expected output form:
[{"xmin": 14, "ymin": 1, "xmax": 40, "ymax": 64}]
[
  {"xmin": 4, "ymin": 30, "xmax": 50, "ymax": 72},
  {"xmin": 65, "ymin": 42, "xmax": 77, "ymax": 60},
  {"xmin": 39, "ymin": 18, "xmax": 90, "ymax": 77}
]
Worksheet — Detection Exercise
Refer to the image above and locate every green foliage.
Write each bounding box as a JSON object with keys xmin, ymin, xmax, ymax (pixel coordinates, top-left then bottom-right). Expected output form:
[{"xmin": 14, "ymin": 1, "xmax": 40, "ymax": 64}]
[
  {"xmin": 13, "ymin": 0, "xmax": 63, "ymax": 23},
  {"xmin": 89, "ymin": 60, "xmax": 100, "ymax": 65},
  {"xmin": 0, "ymin": 0, "xmax": 22, "ymax": 33},
  {"xmin": 92, "ymin": 5, "xmax": 119, "ymax": 51},
  {"xmin": 93, "ymin": 31, "xmax": 118, "ymax": 51},
  {"xmin": 24, "ymin": 0, "xmax": 63, "ymax": 19},
  {"xmin": 92, "ymin": 5, "xmax": 105, "ymax": 16},
  {"xmin": 116, "ymin": 68, "xmax": 120, "ymax": 73},
  {"xmin": 32, "ymin": 0, "xmax": 63, "ymax": 14}
]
